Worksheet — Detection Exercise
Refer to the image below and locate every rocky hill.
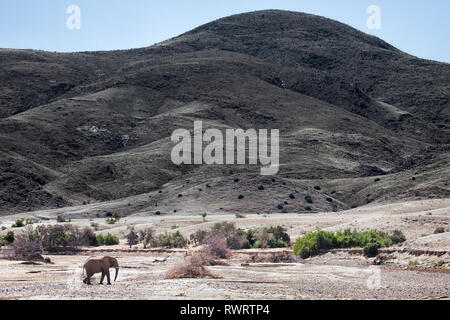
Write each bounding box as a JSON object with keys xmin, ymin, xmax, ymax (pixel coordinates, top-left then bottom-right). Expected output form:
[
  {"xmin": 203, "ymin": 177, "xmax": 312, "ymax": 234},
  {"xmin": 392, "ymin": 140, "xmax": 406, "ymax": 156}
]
[{"xmin": 0, "ymin": 10, "xmax": 449, "ymax": 216}]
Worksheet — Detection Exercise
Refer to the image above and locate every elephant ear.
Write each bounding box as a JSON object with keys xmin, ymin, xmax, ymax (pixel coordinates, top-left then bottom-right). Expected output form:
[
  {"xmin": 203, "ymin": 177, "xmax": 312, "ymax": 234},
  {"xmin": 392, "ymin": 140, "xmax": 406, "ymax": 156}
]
[
  {"xmin": 102, "ymin": 256, "xmax": 111, "ymax": 267},
  {"xmin": 109, "ymin": 257, "xmax": 117, "ymax": 267}
]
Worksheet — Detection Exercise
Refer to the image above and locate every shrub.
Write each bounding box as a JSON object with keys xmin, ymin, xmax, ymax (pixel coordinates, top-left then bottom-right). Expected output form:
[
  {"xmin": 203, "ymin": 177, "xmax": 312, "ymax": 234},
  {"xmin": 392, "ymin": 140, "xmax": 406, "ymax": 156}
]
[
  {"xmin": 106, "ymin": 218, "xmax": 116, "ymax": 224},
  {"xmin": 305, "ymin": 195, "xmax": 313, "ymax": 204},
  {"xmin": 13, "ymin": 226, "xmax": 43, "ymax": 261},
  {"xmin": 12, "ymin": 219, "xmax": 25, "ymax": 228},
  {"xmin": 126, "ymin": 227, "xmax": 139, "ymax": 248},
  {"xmin": 165, "ymin": 255, "xmax": 216, "ymax": 280},
  {"xmin": 390, "ymin": 230, "xmax": 406, "ymax": 244},
  {"xmin": 326, "ymin": 198, "xmax": 333, "ymax": 203},
  {"xmin": 38, "ymin": 224, "xmax": 82, "ymax": 249},
  {"xmin": 207, "ymin": 235, "xmax": 230, "ymax": 259},
  {"xmin": 305, "ymin": 206, "xmax": 312, "ymax": 211},
  {"xmin": 434, "ymin": 227, "xmax": 446, "ymax": 234},
  {"xmin": 258, "ymin": 185, "xmax": 265, "ymax": 191},
  {"xmin": 201, "ymin": 213, "xmax": 207, "ymax": 222},
  {"xmin": 267, "ymin": 226, "xmax": 291, "ymax": 244},
  {"xmin": 190, "ymin": 230, "xmax": 208, "ymax": 246},
  {"xmin": 79, "ymin": 227, "xmax": 97, "ymax": 247},
  {"xmin": 1, "ymin": 231, "xmax": 14, "ymax": 245},
  {"xmin": 314, "ymin": 186, "xmax": 321, "ymax": 190},
  {"xmin": 294, "ymin": 229, "xmax": 401, "ymax": 259},
  {"xmin": 170, "ymin": 231, "xmax": 187, "ymax": 248},
  {"xmin": 238, "ymin": 195, "xmax": 244, "ymax": 199},
  {"xmin": 96, "ymin": 233, "xmax": 119, "ymax": 246},
  {"xmin": 56, "ymin": 215, "xmax": 70, "ymax": 223},
  {"xmin": 409, "ymin": 260, "xmax": 419, "ymax": 266},
  {"xmin": 289, "ymin": 194, "xmax": 296, "ymax": 199},
  {"xmin": 104, "ymin": 234, "xmax": 119, "ymax": 245},
  {"xmin": 90, "ymin": 222, "xmax": 99, "ymax": 230},
  {"xmin": 227, "ymin": 228, "xmax": 247, "ymax": 249},
  {"xmin": 235, "ymin": 214, "xmax": 246, "ymax": 219},
  {"xmin": 138, "ymin": 228, "xmax": 154, "ymax": 249},
  {"xmin": 153, "ymin": 231, "xmax": 186, "ymax": 248},
  {"xmin": 363, "ymin": 242, "xmax": 380, "ymax": 257},
  {"xmin": 245, "ymin": 229, "xmax": 259, "ymax": 248}
]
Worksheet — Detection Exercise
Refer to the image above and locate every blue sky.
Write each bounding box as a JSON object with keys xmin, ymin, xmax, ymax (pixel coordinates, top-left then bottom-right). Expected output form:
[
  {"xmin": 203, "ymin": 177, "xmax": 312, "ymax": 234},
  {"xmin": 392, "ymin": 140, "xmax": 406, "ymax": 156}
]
[{"xmin": 0, "ymin": 0, "xmax": 449, "ymax": 62}]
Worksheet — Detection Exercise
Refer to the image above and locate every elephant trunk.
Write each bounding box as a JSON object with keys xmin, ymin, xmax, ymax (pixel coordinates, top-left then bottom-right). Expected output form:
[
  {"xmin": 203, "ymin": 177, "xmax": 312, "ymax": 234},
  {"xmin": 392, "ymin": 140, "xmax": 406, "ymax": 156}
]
[{"xmin": 114, "ymin": 267, "xmax": 119, "ymax": 281}]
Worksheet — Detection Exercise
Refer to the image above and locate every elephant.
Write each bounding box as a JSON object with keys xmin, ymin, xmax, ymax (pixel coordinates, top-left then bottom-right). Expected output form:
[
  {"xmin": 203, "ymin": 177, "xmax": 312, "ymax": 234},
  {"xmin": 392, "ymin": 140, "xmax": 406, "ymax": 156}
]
[{"xmin": 83, "ymin": 256, "xmax": 119, "ymax": 285}]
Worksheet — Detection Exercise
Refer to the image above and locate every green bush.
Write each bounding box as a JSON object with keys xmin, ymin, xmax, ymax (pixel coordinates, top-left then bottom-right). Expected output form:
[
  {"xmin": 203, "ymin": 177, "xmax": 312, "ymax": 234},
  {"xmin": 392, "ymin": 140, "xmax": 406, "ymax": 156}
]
[
  {"xmin": 245, "ymin": 226, "xmax": 290, "ymax": 249},
  {"xmin": 1, "ymin": 231, "xmax": 15, "ymax": 245},
  {"xmin": 434, "ymin": 227, "xmax": 446, "ymax": 234},
  {"xmin": 153, "ymin": 231, "xmax": 186, "ymax": 248},
  {"xmin": 96, "ymin": 233, "xmax": 119, "ymax": 246},
  {"xmin": 56, "ymin": 215, "xmax": 70, "ymax": 223},
  {"xmin": 294, "ymin": 229, "xmax": 404, "ymax": 258},
  {"xmin": 363, "ymin": 242, "xmax": 380, "ymax": 257},
  {"xmin": 12, "ymin": 219, "xmax": 25, "ymax": 228},
  {"xmin": 190, "ymin": 230, "xmax": 208, "ymax": 246},
  {"xmin": 390, "ymin": 229, "xmax": 406, "ymax": 244}
]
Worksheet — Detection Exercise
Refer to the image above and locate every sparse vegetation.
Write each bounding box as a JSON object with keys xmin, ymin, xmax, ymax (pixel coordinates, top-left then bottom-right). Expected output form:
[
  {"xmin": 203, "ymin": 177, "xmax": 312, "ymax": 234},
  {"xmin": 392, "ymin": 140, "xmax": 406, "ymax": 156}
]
[
  {"xmin": 434, "ymin": 227, "xmax": 446, "ymax": 234},
  {"xmin": 293, "ymin": 229, "xmax": 405, "ymax": 259},
  {"xmin": 126, "ymin": 227, "xmax": 139, "ymax": 248},
  {"xmin": 56, "ymin": 215, "xmax": 70, "ymax": 223},
  {"xmin": 11, "ymin": 219, "xmax": 25, "ymax": 228},
  {"xmin": 363, "ymin": 242, "xmax": 380, "ymax": 257},
  {"xmin": 151, "ymin": 231, "xmax": 187, "ymax": 248},
  {"xmin": 165, "ymin": 248, "xmax": 217, "ymax": 280},
  {"xmin": 138, "ymin": 228, "xmax": 154, "ymax": 249},
  {"xmin": 90, "ymin": 222, "xmax": 99, "ymax": 230},
  {"xmin": 409, "ymin": 260, "xmax": 419, "ymax": 266},
  {"xmin": 235, "ymin": 213, "xmax": 246, "ymax": 219},
  {"xmin": 106, "ymin": 218, "xmax": 116, "ymax": 224},
  {"xmin": 0, "ymin": 231, "xmax": 14, "ymax": 245},
  {"xmin": 96, "ymin": 233, "xmax": 120, "ymax": 246}
]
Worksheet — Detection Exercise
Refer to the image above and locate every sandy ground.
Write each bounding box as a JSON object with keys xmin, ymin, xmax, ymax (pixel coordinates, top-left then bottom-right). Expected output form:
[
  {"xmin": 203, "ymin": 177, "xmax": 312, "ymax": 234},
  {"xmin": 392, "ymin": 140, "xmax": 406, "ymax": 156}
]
[{"xmin": 0, "ymin": 198, "xmax": 449, "ymax": 300}]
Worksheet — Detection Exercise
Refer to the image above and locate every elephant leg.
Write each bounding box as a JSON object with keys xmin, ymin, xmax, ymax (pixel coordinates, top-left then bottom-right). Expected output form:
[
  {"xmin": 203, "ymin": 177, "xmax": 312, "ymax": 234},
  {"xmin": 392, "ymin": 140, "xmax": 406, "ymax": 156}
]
[
  {"xmin": 106, "ymin": 269, "xmax": 111, "ymax": 285},
  {"xmin": 100, "ymin": 272, "xmax": 105, "ymax": 285},
  {"xmin": 85, "ymin": 273, "xmax": 92, "ymax": 285}
]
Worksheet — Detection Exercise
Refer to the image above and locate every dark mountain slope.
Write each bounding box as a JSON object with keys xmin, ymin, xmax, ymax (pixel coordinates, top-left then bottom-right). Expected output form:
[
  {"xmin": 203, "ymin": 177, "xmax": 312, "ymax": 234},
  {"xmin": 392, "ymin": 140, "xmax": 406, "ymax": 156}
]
[{"xmin": 0, "ymin": 10, "xmax": 448, "ymax": 215}]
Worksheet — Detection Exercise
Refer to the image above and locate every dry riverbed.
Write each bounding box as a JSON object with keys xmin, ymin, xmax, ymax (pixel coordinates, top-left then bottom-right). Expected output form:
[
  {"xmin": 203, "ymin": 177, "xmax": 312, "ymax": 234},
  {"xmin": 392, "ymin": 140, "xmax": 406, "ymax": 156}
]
[{"xmin": 0, "ymin": 199, "xmax": 449, "ymax": 300}]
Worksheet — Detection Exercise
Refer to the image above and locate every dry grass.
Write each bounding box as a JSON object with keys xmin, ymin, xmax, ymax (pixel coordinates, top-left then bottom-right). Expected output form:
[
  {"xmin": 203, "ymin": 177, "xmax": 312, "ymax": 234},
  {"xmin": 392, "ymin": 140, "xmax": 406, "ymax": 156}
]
[
  {"xmin": 244, "ymin": 251, "xmax": 297, "ymax": 263},
  {"xmin": 165, "ymin": 247, "xmax": 222, "ymax": 279}
]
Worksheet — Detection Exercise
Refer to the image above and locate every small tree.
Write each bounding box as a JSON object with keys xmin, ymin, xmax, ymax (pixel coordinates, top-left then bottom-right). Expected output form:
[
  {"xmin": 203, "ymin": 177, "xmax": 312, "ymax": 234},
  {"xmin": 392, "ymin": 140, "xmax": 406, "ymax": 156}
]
[
  {"xmin": 126, "ymin": 227, "xmax": 139, "ymax": 248},
  {"xmin": 202, "ymin": 213, "xmax": 207, "ymax": 222},
  {"xmin": 13, "ymin": 226, "xmax": 43, "ymax": 261},
  {"xmin": 139, "ymin": 228, "xmax": 154, "ymax": 249}
]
